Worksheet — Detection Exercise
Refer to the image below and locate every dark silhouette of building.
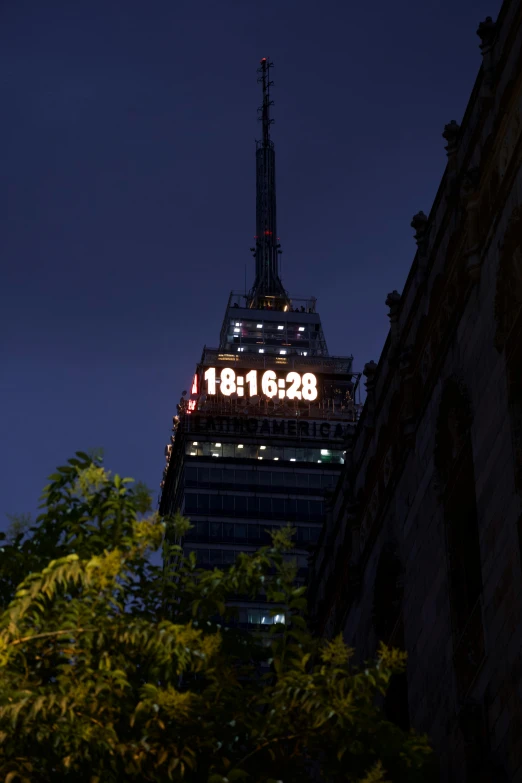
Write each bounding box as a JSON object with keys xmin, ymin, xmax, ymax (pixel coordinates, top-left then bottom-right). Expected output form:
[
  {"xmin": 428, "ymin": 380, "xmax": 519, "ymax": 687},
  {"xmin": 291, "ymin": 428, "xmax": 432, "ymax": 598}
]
[{"xmin": 309, "ymin": 1, "xmax": 522, "ymax": 779}]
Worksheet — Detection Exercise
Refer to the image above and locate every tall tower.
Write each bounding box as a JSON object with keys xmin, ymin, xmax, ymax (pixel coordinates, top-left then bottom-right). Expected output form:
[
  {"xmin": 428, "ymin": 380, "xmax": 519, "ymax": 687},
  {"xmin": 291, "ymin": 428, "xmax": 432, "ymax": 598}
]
[{"xmin": 160, "ymin": 60, "xmax": 361, "ymax": 632}]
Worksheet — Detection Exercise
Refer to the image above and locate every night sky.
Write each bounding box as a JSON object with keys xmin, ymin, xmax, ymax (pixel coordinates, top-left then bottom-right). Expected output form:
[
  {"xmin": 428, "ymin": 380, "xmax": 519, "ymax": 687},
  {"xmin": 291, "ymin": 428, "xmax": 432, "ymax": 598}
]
[{"xmin": 2, "ymin": 0, "xmax": 501, "ymax": 528}]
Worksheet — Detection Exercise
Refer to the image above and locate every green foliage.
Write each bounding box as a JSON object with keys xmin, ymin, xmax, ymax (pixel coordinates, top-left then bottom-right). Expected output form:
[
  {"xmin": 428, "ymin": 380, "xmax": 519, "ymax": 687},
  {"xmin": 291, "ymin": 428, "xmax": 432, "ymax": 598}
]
[{"xmin": 0, "ymin": 453, "xmax": 434, "ymax": 782}]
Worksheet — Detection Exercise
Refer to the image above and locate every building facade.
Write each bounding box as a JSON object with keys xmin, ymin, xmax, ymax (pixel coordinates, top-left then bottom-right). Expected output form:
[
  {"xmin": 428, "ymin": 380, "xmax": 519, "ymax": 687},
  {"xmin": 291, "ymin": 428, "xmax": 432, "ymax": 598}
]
[
  {"xmin": 309, "ymin": 1, "xmax": 522, "ymax": 780},
  {"xmin": 160, "ymin": 58, "xmax": 360, "ymax": 631}
]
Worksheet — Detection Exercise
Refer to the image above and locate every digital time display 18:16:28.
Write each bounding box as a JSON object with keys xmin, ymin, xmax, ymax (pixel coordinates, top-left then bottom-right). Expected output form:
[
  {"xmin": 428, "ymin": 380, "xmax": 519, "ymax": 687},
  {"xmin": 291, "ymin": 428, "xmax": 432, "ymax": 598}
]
[{"xmin": 203, "ymin": 367, "xmax": 318, "ymax": 401}]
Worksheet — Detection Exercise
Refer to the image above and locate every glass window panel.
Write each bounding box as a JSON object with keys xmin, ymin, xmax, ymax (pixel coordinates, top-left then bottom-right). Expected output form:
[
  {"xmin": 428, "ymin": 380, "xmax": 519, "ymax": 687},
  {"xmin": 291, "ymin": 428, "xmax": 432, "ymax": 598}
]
[
  {"xmin": 284, "ymin": 449, "xmax": 296, "ymax": 462},
  {"xmin": 248, "ymin": 497, "xmax": 259, "ymax": 513},
  {"xmin": 209, "ymin": 495, "xmax": 222, "ymax": 511},
  {"xmin": 257, "ymin": 471, "xmax": 271, "ymax": 488},
  {"xmin": 248, "ymin": 524, "xmax": 259, "ymax": 540},
  {"xmin": 234, "ymin": 470, "xmax": 246, "ymax": 483},
  {"xmin": 184, "ymin": 494, "xmax": 198, "ymax": 513},
  {"xmin": 209, "ymin": 469, "xmax": 222, "ymax": 484},
  {"xmin": 259, "ymin": 497, "xmax": 272, "ymax": 513},
  {"xmin": 197, "ymin": 494, "xmax": 209, "ymax": 510},
  {"xmin": 222, "ymin": 550, "xmax": 235, "ymax": 564},
  {"xmin": 223, "ymin": 522, "xmax": 235, "ymax": 540},
  {"xmin": 210, "ymin": 522, "xmax": 221, "ymax": 538},
  {"xmin": 185, "ymin": 467, "xmax": 198, "ymax": 483},
  {"xmin": 295, "ymin": 473, "xmax": 309, "ymax": 488},
  {"xmin": 272, "ymin": 471, "xmax": 285, "ymax": 487},
  {"xmin": 283, "ymin": 472, "xmax": 296, "ymax": 488},
  {"xmin": 309, "ymin": 500, "xmax": 323, "ymax": 518},
  {"xmin": 297, "ymin": 526, "xmax": 309, "ymax": 542},
  {"xmin": 209, "ymin": 550, "xmax": 222, "ymax": 564},
  {"xmin": 309, "ymin": 474, "xmax": 322, "ymax": 488},
  {"xmin": 199, "ymin": 468, "xmax": 209, "ymax": 483},
  {"xmin": 285, "ymin": 499, "xmax": 297, "ymax": 516},
  {"xmin": 309, "ymin": 526, "xmax": 320, "ymax": 542},
  {"xmin": 235, "ymin": 496, "xmax": 247, "ymax": 512},
  {"xmin": 272, "ymin": 498, "xmax": 285, "ymax": 514},
  {"xmin": 235, "ymin": 524, "xmax": 247, "ymax": 541},
  {"xmin": 223, "ymin": 495, "xmax": 235, "ymax": 512},
  {"xmin": 296, "ymin": 499, "xmax": 309, "ymax": 518},
  {"xmin": 246, "ymin": 445, "xmax": 258, "ymax": 459},
  {"xmin": 196, "ymin": 521, "xmax": 209, "ymax": 538},
  {"xmin": 222, "ymin": 443, "xmax": 234, "ymax": 458},
  {"xmin": 295, "ymin": 449, "xmax": 307, "ymax": 462},
  {"xmin": 247, "ymin": 610, "xmax": 260, "ymax": 625}
]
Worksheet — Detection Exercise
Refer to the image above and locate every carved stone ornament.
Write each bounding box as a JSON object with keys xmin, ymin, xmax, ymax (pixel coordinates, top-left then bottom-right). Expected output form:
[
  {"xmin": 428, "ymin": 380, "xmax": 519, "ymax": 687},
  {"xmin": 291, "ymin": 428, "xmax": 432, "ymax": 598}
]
[
  {"xmin": 494, "ymin": 206, "xmax": 522, "ymax": 352},
  {"xmin": 442, "ymin": 120, "xmax": 461, "ymax": 156},
  {"xmin": 476, "ymin": 16, "xmax": 496, "ymax": 51},
  {"xmin": 411, "ymin": 211, "xmax": 429, "ymax": 251}
]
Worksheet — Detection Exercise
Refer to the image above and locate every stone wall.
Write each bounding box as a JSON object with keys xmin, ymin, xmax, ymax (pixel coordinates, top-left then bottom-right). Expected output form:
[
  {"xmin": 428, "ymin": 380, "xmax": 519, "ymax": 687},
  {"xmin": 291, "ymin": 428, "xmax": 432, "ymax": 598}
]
[{"xmin": 309, "ymin": 1, "xmax": 522, "ymax": 779}]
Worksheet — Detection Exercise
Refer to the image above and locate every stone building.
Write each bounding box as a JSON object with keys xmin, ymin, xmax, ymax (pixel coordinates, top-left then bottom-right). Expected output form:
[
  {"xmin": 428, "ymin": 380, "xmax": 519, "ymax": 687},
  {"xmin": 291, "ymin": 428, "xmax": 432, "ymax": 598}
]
[{"xmin": 308, "ymin": 1, "xmax": 522, "ymax": 780}]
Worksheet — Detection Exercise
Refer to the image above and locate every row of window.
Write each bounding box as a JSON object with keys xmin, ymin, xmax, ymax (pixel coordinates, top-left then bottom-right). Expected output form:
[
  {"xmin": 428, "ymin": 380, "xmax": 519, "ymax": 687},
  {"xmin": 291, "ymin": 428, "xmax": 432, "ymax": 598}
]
[
  {"xmin": 185, "ymin": 521, "xmax": 321, "ymax": 544},
  {"xmin": 184, "ymin": 494, "xmax": 324, "ymax": 520},
  {"xmin": 185, "ymin": 442, "xmax": 344, "ymax": 464},
  {"xmin": 185, "ymin": 466, "xmax": 337, "ymax": 490},
  {"xmin": 185, "ymin": 547, "xmax": 309, "ymax": 569}
]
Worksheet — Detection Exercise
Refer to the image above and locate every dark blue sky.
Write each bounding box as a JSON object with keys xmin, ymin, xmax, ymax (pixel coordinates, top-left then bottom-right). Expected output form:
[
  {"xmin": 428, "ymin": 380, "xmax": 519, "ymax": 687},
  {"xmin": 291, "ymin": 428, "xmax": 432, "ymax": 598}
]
[{"xmin": 1, "ymin": 0, "xmax": 501, "ymax": 525}]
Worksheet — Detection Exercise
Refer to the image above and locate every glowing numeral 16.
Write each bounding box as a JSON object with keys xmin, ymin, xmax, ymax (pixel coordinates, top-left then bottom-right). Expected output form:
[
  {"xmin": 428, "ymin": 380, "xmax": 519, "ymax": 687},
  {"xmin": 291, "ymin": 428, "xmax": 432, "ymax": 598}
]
[{"xmin": 261, "ymin": 370, "xmax": 277, "ymax": 398}]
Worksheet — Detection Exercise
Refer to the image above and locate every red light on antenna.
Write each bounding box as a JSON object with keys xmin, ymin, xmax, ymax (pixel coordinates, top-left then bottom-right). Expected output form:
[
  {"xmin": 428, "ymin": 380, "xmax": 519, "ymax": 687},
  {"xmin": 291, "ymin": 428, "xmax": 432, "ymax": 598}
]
[
  {"xmin": 260, "ymin": 57, "xmax": 267, "ymax": 62},
  {"xmin": 191, "ymin": 374, "xmax": 198, "ymax": 395}
]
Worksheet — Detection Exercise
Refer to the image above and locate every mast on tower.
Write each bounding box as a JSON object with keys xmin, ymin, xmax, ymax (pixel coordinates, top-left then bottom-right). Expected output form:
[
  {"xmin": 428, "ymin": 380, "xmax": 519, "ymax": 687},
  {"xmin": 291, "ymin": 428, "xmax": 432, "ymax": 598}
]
[{"xmin": 247, "ymin": 58, "xmax": 289, "ymax": 309}]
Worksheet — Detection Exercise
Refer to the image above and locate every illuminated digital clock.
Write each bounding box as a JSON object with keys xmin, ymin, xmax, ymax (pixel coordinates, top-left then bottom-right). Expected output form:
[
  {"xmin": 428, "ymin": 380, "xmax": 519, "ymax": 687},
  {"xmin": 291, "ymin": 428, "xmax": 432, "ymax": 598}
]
[{"xmin": 203, "ymin": 367, "xmax": 318, "ymax": 401}]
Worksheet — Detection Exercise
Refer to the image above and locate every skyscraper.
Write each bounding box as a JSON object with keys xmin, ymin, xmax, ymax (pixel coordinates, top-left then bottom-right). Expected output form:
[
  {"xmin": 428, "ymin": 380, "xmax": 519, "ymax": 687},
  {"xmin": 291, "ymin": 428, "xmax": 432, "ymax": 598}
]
[{"xmin": 160, "ymin": 58, "xmax": 360, "ymax": 631}]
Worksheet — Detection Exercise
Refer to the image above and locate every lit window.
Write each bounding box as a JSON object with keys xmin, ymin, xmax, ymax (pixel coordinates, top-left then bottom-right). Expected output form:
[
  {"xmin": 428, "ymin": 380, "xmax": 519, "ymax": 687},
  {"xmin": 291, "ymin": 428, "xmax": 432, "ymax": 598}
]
[
  {"xmin": 260, "ymin": 445, "xmax": 266, "ymax": 450},
  {"xmin": 212, "ymin": 453, "xmax": 219, "ymax": 457},
  {"xmin": 303, "ymin": 352, "xmax": 308, "ymax": 356},
  {"xmin": 273, "ymin": 613, "xmax": 285, "ymax": 624},
  {"xmin": 290, "ymin": 458, "xmax": 296, "ymax": 462},
  {"xmin": 258, "ymin": 456, "xmax": 263, "ymax": 460},
  {"xmin": 257, "ymin": 323, "xmax": 262, "ymax": 328},
  {"xmin": 320, "ymin": 449, "xmax": 329, "ymax": 455},
  {"xmin": 298, "ymin": 327, "xmax": 305, "ymax": 332},
  {"xmin": 273, "ymin": 457, "xmax": 279, "ymax": 461},
  {"xmin": 215, "ymin": 443, "xmax": 221, "ymax": 447},
  {"xmin": 234, "ymin": 328, "xmax": 240, "ymax": 333},
  {"xmin": 190, "ymin": 452, "xmax": 196, "ymax": 456},
  {"xmin": 280, "ymin": 350, "xmax": 287, "ymax": 355},
  {"xmin": 259, "ymin": 349, "xmax": 264, "ymax": 353},
  {"xmin": 238, "ymin": 444, "xmax": 244, "ymax": 449},
  {"xmin": 317, "ymin": 460, "xmax": 321, "ymax": 463},
  {"xmin": 193, "ymin": 442, "xmax": 198, "ymax": 446},
  {"xmin": 277, "ymin": 325, "xmax": 284, "ymax": 330},
  {"xmin": 235, "ymin": 322, "xmax": 241, "ymax": 326}
]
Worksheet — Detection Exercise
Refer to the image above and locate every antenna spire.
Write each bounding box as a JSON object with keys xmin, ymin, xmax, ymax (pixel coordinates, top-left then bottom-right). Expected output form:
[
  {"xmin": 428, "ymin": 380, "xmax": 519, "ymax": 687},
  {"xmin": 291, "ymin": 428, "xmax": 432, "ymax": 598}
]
[{"xmin": 247, "ymin": 58, "xmax": 288, "ymax": 309}]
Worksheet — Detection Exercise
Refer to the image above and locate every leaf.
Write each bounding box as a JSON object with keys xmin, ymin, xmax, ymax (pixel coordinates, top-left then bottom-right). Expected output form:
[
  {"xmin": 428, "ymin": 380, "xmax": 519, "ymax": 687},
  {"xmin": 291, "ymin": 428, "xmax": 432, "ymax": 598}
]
[{"xmin": 227, "ymin": 771, "xmax": 250, "ymax": 781}]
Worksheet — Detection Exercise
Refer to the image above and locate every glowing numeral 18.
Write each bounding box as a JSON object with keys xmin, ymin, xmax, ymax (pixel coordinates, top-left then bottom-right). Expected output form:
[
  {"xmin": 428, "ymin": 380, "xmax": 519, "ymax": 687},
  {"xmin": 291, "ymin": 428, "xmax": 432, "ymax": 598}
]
[
  {"xmin": 245, "ymin": 369, "xmax": 258, "ymax": 396},
  {"xmin": 220, "ymin": 367, "xmax": 236, "ymax": 395},
  {"xmin": 204, "ymin": 367, "xmax": 216, "ymax": 394}
]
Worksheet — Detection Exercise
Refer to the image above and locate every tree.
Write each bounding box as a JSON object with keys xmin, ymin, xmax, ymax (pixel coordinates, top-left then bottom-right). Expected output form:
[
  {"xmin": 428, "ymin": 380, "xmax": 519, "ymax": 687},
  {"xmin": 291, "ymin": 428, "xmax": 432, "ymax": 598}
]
[{"xmin": 0, "ymin": 453, "xmax": 434, "ymax": 782}]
